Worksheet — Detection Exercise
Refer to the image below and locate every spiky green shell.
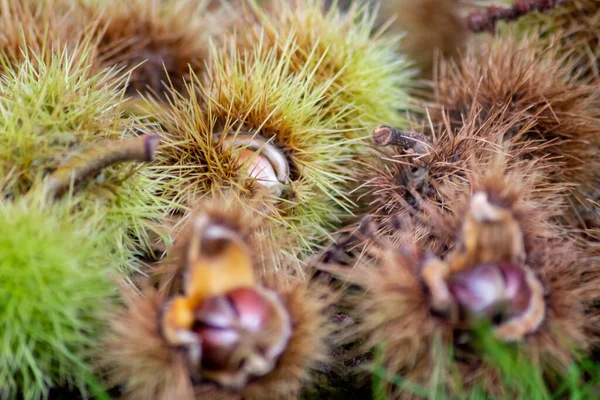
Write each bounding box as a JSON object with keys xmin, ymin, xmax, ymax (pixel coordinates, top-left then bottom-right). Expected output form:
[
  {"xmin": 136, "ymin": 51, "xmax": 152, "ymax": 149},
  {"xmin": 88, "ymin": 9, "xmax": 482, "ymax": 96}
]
[
  {"xmin": 148, "ymin": 0, "xmax": 419, "ymax": 259},
  {"xmin": 498, "ymin": 0, "xmax": 600, "ymax": 84},
  {"xmin": 150, "ymin": 35, "xmax": 363, "ymax": 261},
  {"xmin": 0, "ymin": 46, "xmax": 166, "ymax": 263},
  {"xmin": 0, "ymin": 198, "xmax": 116, "ymax": 400},
  {"xmin": 73, "ymin": 0, "xmax": 235, "ymax": 98},
  {"xmin": 245, "ymin": 0, "xmax": 417, "ymax": 136}
]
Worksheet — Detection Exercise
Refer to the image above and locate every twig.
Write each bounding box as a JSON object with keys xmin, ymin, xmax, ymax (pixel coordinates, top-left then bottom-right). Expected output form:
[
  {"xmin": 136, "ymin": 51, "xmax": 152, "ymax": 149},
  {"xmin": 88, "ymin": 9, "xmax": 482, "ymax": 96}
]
[
  {"xmin": 44, "ymin": 135, "xmax": 160, "ymax": 197},
  {"xmin": 467, "ymin": 0, "xmax": 569, "ymax": 33},
  {"xmin": 373, "ymin": 126, "xmax": 428, "ymax": 154}
]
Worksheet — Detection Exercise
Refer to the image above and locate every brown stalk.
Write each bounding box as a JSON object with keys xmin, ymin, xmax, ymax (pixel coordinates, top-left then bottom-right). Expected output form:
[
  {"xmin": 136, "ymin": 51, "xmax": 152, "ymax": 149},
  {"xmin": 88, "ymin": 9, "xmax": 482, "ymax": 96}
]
[
  {"xmin": 373, "ymin": 126, "xmax": 428, "ymax": 155},
  {"xmin": 44, "ymin": 135, "xmax": 160, "ymax": 197}
]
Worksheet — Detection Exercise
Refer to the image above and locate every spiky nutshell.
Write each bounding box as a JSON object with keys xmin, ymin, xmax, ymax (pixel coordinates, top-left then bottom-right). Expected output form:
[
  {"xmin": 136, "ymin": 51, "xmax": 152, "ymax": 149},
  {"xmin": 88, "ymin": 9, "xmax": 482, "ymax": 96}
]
[
  {"xmin": 329, "ymin": 30, "xmax": 600, "ymax": 394},
  {"xmin": 359, "ymin": 108, "xmax": 568, "ymax": 240},
  {"xmin": 0, "ymin": 42, "xmax": 168, "ymax": 399},
  {"xmin": 324, "ymin": 158, "xmax": 599, "ymax": 398},
  {"xmin": 489, "ymin": 1, "xmax": 600, "ymax": 253},
  {"xmin": 149, "ymin": 33, "xmax": 366, "ymax": 260},
  {"xmin": 74, "ymin": 0, "xmax": 234, "ymax": 98},
  {"xmin": 430, "ymin": 35, "xmax": 600, "ymax": 225},
  {"xmin": 99, "ymin": 197, "xmax": 332, "ymax": 400},
  {"xmin": 0, "ymin": 44, "xmax": 167, "ymax": 262},
  {"xmin": 243, "ymin": 0, "xmax": 417, "ymax": 136},
  {"xmin": 0, "ymin": 198, "xmax": 117, "ymax": 400},
  {"xmin": 324, "ymin": 90, "xmax": 599, "ymax": 395}
]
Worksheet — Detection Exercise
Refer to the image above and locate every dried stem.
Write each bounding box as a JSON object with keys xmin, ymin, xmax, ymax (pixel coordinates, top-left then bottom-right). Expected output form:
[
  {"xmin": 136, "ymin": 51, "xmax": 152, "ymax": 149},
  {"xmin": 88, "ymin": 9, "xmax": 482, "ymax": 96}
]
[
  {"xmin": 467, "ymin": 0, "xmax": 569, "ymax": 33},
  {"xmin": 373, "ymin": 126, "xmax": 428, "ymax": 154},
  {"xmin": 44, "ymin": 135, "xmax": 160, "ymax": 197}
]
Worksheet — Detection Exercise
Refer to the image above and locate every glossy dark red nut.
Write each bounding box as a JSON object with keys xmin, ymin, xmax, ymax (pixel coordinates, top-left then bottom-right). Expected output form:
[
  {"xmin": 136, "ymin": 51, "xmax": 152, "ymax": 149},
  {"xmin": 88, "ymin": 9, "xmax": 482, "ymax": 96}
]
[
  {"xmin": 449, "ymin": 264, "xmax": 505, "ymax": 316},
  {"xmin": 187, "ymin": 287, "xmax": 286, "ymax": 376},
  {"xmin": 228, "ymin": 287, "xmax": 274, "ymax": 333},
  {"xmin": 448, "ymin": 263, "xmax": 532, "ymax": 323}
]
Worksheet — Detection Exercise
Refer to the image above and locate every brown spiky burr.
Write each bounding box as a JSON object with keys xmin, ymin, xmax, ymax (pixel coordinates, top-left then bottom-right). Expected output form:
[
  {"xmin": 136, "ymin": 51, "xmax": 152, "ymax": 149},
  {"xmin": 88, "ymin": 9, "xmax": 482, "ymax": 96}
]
[
  {"xmin": 317, "ymin": 22, "xmax": 600, "ymax": 397},
  {"xmin": 360, "ymin": 108, "xmax": 568, "ymax": 244},
  {"xmin": 76, "ymin": 0, "xmax": 234, "ymax": 97},
  {"xmin": 431, "ymin": 35, "xmax": 600, "ymax": 213},
  {"xmin": 99, "ymin": 197, "xmax": 333, "ymax": 400},
  {"xmin": 0, "ymin": 0, "xmax": 86, "ymax": 72},
  {"xmin": 324, "ymin": 158, "xmax": 599, "ymax": 397}
]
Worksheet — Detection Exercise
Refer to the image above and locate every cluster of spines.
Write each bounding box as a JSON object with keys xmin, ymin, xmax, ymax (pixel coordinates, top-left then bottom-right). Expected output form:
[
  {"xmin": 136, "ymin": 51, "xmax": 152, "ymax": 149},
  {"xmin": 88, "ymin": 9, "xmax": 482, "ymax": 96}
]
[
  {"xmin": 326, "ymin": 151, "xmax": 599, "ymax": 398},
  {"xmin": 148, "ymin": 38, "xmax": 359, "ymax": 261},
  {"xmin": 2, "ymin": 1, "xmax": 599, "ymax": 399},
  {"xmin": 144, "ymin": 0, "xmax": 417, "ymax": 260},
  {"xmin": 318, "ymin": 12, "xmax": 600, "ymax": 398},
  {"xmin": 237, "ymin": 0, "xmax": 417, "ymax": 148},
  {"xmin": 98, "ymin": 195, "xmax": 334, "ymax": 400},
  {"xmin": 72, "ymin": 0, "xmax": 235, "ymax": 97},
  {"xmin": 0, "ymin": 0, "xmax": 417, "ymax": 399},
  {"xmin": 429, "ymin": 35, "xmax": 600, "ymax": 235},
  {"xmin": 0, "ymin": 198, "xmax": 117, "ymax": 399},
  {"xmin": 0, "ymin": 37, "xmax": 167, "ymax": 400}
]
